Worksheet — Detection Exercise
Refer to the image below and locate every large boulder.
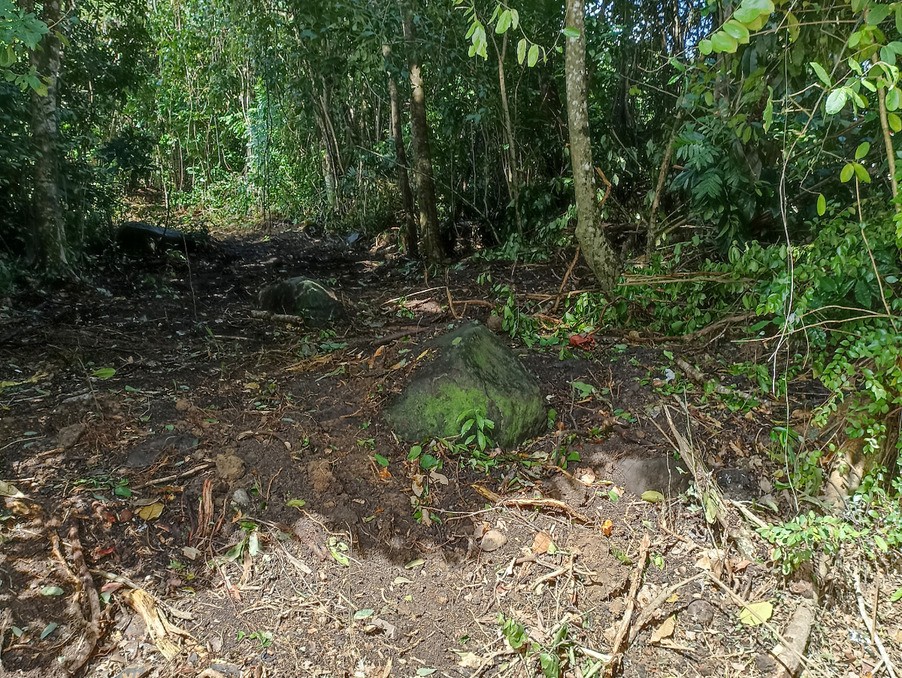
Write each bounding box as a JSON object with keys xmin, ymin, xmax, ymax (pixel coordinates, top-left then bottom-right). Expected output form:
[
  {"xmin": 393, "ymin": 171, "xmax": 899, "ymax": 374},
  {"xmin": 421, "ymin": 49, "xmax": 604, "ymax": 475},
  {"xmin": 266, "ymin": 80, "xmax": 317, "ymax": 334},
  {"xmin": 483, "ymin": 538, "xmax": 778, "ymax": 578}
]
[
  {"xmin": 116, "ymin": 221, "xmax": 207, "ymax": 255},
  {"xmin": 258, "ymin": 277, "xmax": 346, "ymax": 326},
  {"xmin": 385, "ymin": 323, "xmax": 546, "ymax": 449}
]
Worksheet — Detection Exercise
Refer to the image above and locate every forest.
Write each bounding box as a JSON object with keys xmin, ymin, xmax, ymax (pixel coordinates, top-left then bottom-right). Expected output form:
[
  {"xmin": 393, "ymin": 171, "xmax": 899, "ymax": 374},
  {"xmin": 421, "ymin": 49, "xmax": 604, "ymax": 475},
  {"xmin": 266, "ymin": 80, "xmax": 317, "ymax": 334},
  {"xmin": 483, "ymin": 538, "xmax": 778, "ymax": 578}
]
[{"xmin": 1, "ymin": 0, "xmax": 901, "ymax": 676}]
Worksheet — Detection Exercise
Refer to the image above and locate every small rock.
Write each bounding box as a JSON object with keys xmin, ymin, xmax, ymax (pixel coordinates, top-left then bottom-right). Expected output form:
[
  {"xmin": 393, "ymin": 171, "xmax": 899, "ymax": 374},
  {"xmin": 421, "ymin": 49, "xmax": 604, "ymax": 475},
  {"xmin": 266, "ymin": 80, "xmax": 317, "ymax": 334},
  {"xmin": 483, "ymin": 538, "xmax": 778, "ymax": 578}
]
[
  {"xmin": 215, "ymin": 454, "xmax": 246, "ymax": 482},
  {"xmin": 686, "ymin": 599, "xmax": 716, "ymax": 626},
  {"xmin": 231, "ymin": 488, "xmax": 251, "ymax": 508},
  {"xmin": 58, "ymin": 423, "xmax": 87, "ymax": 450},
  {"xmin": 486, "ymin": 315, "xmax": 503, "ymax": 333},
  {"xmin": 308, "ymin": 459, "xmax": 335, "ymax": 494},
  {"xmin": 175, "ymin": 399, "xmax": 191, "ymax": 412},
  {"xmin": 480, "ymin": 529, "xmax": 507, "ymax": 552}
]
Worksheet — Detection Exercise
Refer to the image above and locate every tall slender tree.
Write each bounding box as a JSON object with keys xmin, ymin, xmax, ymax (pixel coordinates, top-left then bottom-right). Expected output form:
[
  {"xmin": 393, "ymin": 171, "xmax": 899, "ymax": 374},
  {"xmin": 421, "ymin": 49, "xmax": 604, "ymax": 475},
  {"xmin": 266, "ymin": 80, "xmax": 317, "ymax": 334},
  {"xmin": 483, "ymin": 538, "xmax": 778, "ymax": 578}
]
[
  {"xmin": 27, "ymin": 0, "xmax": 68, "ymax": 273},
  {"xmin": 563, "ymin": 0, "xmax": 618, "ymax": 291},
  {"xmin": 383, "ymin": 43, "xmax": 418, "ymax": 256},
  {"xmin": 400, "ymin": 0, "xmax": 444, "ymax": 263}
]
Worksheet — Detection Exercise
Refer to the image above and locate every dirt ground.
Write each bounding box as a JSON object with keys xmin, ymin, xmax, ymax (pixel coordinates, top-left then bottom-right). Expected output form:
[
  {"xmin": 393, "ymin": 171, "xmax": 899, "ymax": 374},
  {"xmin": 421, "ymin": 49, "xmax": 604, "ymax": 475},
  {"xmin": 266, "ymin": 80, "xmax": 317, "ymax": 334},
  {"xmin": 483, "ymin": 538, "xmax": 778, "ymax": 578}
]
[{"xmin": 1, "ymin": 226, "xmax": 899, "ymax": 678}]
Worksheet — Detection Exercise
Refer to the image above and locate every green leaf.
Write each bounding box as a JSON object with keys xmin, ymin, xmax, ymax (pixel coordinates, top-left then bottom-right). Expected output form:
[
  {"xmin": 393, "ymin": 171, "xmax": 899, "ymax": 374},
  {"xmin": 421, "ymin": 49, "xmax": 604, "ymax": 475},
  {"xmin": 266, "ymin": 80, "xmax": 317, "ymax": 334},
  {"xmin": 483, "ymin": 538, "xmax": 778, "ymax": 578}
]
[
  {"xmin": 739, "ymin": 600, "xmax": 773, "ymax": 626},
  {"xmin": 762, "ymin": 87, "xmax": 773, "ymax": 132},
  {"xmin": 855, "ymin": 141, "xmax": 870, "ymax": 159},
  {"xmin": 373, "ymin": 453, "xmax": 389, "ymax": 467},
  {"xmin": 723, "ymin": 20, "xmax": 750, "ymax": 43},
  {"xmin": 562, "ymin": 26, "xmax": 580, "ymax": 39},
  {"xmin": 495, "ymin": 9, "xmax": 511, "ymax": 34},
  {"xmin": 897, "ymin": 5, "xmax": 902, "ymax": 34},
  {"xmin": 416, "ymin": 669, "xmax": 437, "ymax": 677},
  {"xmin": 40, "ymin": 622, "xmax": 58, "ymax": 639},
  {"xmin": 733, "ymin": 7, "xmax": 760, "ymax": 23},
  {"xmin": 711, "ymin": 31, "xmax": 739, "ymax": 53},
  {"xmin": 353, "ymin": 608, "xmax": 374, "ymax": 619},
  {"xmin": 739, "ymin": 0, "xmax": 774, "ymax": 14},
  {"xmin": 810, "ymin": 62, "xmax": 831, "ymax": 87},
  {"xmin": 853, "ymin": 162, "xmax": 871, "ymax": 183},
  {"xmin": 516, "ymin": 38, "xmax": 527, "ymax": 64},
  {"xmin": 867, "ymin": 4, "xmax": 891, "ymax": 25},
  {"xmin": 840, "ymin": 163, "xmax": 855, "ymax": 183},
  {"xmin": 527, "ymin": 43, "xmax": 540, "ymax": 67},
  {"xmin": 92, "ymin": 367, "xmax": 116, "ymax": 380},
  {"xmin": 641, "ymin": 490, "xmax": 666, "ymax": 503},
  {"xmin": 407, "ymin": 445, "xmax": 423, "ymax": 460},
  {"xmin": 890, "ymin": 586, "xmax": 902, "ymax": 602},
  {"xmin": 41, "ymin": 586, "xmax": 64, "ymax": 596},
  {"xmin": 698, "ymin": 39, "xmax": 713, "ymax": 55},
  {"xmin": 825, "ymin": 88, "xmax": 847, "ymax": 114},
  {"xmin": 509, "ymin": 9, "xmax": 519, "ymax": 30},
  {"xmin": 886, "ymin": 87, "xmax": 901, "ymax": 111},
  {"xmin": 817, "ymin": 193, "xmax": 826, "ymax": 216}
]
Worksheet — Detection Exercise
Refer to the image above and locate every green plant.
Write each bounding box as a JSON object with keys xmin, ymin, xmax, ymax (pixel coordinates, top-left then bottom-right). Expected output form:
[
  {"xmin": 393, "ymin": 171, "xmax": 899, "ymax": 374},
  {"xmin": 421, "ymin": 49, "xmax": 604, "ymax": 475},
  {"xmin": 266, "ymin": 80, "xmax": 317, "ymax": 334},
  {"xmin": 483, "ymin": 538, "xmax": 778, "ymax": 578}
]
[
  {"xmin": 223, "ymin": 520, "xmax": 261, "ymax": 562},
  {"xmin": 74, "ymin": 474, "xmax": 132, "ymax": 500},
  {"xmin": 497, "ymin": 615, "xmax": 589, "ymax": 678}
]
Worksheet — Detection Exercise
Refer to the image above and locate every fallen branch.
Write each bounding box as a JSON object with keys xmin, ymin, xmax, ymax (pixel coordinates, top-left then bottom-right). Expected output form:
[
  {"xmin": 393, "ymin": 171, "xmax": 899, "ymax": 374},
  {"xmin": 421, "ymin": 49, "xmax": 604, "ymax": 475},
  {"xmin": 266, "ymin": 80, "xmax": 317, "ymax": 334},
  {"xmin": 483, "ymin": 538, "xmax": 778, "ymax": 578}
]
[
  {"xmin": 472, "ymin": 484, "xmax": 592, "ymax": 523},
  {"xmin": 133, "ymin": 462, "xmax": 213, "ymax": 490},
  {"xmin": 680, "ymin": 313, "xmax": 755, "ymax": 343},
  {"xmin": 660, "ymin": 407, "xmax": 758, "ymax": 561},
  {"xmin": 249, "ymin": 309, "xmax": 304, "ymax": 324},
  {"xmin": 125, "ymin": 588, "xmax": 201, "ymax": 661},
  {"xmin": 606, "ymin": 533, "xmax": 651, "ymax": 677},
  {"xmin": 853, "ymin": 571, "xmax": 897, "ymax": 678},
  {"xmin": 64, "ymin": 524, "xmax": 102, "ymax": 675},
  {"xmin": 627, "ymin": 572, "xmax": 706, "ymax": 645},
  {"xmin": 674, "ymin": 357, "xmax": 756, "ymax": 401},
  {"xmin": 769, "ymin": 592, "xmax": 818, "ymax": 678}
]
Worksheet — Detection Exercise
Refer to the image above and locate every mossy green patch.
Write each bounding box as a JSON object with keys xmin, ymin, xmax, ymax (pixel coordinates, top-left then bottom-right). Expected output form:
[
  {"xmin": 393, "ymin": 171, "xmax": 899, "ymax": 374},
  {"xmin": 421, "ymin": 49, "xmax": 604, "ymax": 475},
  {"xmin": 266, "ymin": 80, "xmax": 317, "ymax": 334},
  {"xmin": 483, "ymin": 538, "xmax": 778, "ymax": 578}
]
[{"xmin": 385, "ymin": 323, "xmax": 546, "ymax": 448}]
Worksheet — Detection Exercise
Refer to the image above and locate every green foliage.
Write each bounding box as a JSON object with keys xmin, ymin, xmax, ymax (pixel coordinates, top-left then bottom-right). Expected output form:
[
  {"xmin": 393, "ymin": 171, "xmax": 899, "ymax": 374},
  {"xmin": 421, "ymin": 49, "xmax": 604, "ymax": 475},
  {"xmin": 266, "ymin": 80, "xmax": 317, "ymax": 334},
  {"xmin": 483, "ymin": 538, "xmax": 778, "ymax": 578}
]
[
  {"xmin": 0, "ymin": 0, "xmax": 48, "ymax": 92},
  {"xmin": 760, "ymin": 474, "xmax": 902, "ymax": 574}
]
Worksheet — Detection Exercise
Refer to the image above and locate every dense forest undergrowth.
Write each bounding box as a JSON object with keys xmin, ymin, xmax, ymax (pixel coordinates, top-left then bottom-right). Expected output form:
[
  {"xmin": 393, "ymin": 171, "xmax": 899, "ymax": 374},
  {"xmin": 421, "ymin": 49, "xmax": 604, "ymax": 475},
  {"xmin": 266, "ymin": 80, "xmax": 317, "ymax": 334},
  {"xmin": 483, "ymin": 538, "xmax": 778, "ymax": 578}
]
[{"xmin": 2, "ymin": 0, "xmax": 902, "ymax": 675}]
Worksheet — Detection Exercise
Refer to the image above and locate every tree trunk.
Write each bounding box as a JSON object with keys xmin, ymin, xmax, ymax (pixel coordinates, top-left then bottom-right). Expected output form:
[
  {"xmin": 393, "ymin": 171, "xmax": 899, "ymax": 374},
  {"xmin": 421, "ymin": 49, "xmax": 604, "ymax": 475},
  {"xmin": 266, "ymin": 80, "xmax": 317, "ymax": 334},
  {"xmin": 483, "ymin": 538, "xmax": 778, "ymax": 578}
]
[
  {"xmin": 493, "ymin": 34, "xmax": 523, "ymax": 235},
  {"xmin": 383, "ymin": 43, "xmax": 418, "ymax": 257},
  {"xmin": 400, "ymin": 0, "xmax": 444, "ymax": 263},
  {"xmin": 563, "ymin": 0, "xmax": 618, "ymax": 291},
  {"xmin": 28, "ymin": 0, "xmax": 68, "ymax": 273}
]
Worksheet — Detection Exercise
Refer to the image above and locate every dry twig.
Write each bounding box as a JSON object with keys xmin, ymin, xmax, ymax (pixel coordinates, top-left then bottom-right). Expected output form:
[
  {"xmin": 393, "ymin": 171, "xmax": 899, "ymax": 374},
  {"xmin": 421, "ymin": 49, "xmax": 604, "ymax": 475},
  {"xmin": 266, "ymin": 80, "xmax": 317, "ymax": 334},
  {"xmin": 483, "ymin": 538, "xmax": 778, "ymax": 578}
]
[{"xmin": 606, "ymin": 533, "xmax": 651, "ymax": 677}]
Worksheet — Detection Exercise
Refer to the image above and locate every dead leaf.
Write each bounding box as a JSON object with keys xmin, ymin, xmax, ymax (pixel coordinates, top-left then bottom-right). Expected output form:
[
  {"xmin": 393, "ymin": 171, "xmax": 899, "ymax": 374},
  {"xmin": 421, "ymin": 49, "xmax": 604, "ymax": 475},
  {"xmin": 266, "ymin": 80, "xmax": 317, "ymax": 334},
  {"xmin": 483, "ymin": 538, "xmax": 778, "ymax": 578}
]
[
  {"xmin": 531, "ymin": 531, "xmax": 552, "ymax": 555},
  {"xmin": 0, "ymin": 480, "xmax": 25, "ymax": 499},
  {"xmin": 368, "ymin": 345, "xmax": 385, "ymax": 369},
  {"xmin": 411, "ymin": 474, "xmax": 425, "ymax": 497},
  {"xmin": 137, "ymin": 502, "xmax": 164, "ymax": 521},
  {"xmin": 739, "ymin": 600, "xmax": 773, "ymax": 626},
  {"xmin": 576, "ymin": 467, "xmax": 596, "ymax": 485},
  {"xmin": 429, "ymin": 470, "xmax": 449, "ymax": 485},
  {"xmin": 480, "ymin": 529, "xmax": 507, "ymax": 552},
  {"xmin": 601, "ymin": 519, "xmax": 614, "ymax": 537},
  {"xmin": 456, "ymin": 651, "xmax": 485, "ymax": 668},
  {"xmin": 650, "ymin": 615, "xmax": 676, "ymax": 643}
]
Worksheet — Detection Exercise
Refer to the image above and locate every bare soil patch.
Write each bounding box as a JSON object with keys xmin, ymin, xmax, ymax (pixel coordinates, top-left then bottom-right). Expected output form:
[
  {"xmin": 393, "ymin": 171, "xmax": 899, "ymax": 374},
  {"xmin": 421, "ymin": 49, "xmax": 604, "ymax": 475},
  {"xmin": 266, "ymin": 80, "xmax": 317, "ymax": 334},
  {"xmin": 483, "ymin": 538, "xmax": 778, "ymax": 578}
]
[{"xmin": 1, "ymin": 228, "xmax": 898, "ymax": 677}]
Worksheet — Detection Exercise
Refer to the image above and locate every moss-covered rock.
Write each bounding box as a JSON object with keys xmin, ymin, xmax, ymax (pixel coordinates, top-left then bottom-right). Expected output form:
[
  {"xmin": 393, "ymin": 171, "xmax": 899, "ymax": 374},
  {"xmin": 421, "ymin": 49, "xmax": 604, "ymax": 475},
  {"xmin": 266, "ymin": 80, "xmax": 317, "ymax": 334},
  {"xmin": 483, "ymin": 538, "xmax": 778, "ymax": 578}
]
[
  {"xmin": 258, "ymin": 277, "xmax": 346, "ymax": 326},
  {"xmin": 385, "ymin": 323, "xmax": 546, "ymax": 449}
]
